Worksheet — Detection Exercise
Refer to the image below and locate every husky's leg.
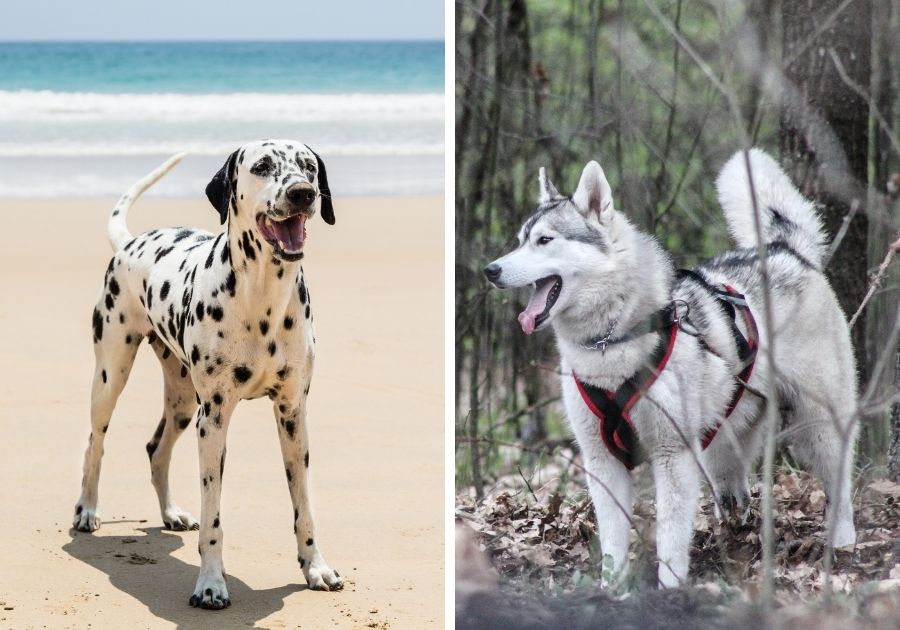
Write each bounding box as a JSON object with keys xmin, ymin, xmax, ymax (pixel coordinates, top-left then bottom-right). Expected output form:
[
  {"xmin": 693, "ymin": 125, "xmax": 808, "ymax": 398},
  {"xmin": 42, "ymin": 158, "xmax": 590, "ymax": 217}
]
[
  {"xmin": 583, "ymin": 454, "xmax": 633, "ymax": 584},
  {"xmin": 785, "ymin": 396, "xmax": 857, "ymax": 548},
  {"xmin": 652, "ymin": 449, "xmax": 701, "ymax": 587},
  {"xmin": 703, "ymin": 416, "xmax": 762, "ymax": 521}
]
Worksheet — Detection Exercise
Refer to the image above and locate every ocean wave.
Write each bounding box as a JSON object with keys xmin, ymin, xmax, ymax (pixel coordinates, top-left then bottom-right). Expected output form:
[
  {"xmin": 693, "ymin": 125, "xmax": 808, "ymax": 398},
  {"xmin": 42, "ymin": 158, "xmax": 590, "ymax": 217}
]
[
  {"xmin": 0, "ymin": 90, "xmax": 444, "ymax": 123},
  {"xmin": 0, "ymin": 141, "xmax": 444, "ymax": 158}
]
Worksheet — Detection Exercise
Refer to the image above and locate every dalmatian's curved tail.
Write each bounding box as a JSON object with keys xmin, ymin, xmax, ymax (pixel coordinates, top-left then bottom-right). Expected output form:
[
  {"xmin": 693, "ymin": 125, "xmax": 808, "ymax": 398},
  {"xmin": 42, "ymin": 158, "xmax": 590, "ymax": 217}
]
[{"xmin": 108, "ymin": 153, "xmax": 187, "ymax": 252}]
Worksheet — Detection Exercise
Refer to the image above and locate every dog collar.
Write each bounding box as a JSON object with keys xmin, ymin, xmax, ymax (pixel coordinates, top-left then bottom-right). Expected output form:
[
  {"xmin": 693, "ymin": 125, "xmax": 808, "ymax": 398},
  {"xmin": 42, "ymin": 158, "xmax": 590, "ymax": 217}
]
[{"xmin": 581, "ymin": 303, "xmax": 678, "ymax": 353}]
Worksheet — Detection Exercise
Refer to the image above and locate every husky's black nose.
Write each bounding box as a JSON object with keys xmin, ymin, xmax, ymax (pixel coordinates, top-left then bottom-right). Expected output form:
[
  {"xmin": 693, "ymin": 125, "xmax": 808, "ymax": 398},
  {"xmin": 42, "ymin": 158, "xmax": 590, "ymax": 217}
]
[{"xmin": 483, "ymin": 263, "xmax": 502, "ymax": 282}]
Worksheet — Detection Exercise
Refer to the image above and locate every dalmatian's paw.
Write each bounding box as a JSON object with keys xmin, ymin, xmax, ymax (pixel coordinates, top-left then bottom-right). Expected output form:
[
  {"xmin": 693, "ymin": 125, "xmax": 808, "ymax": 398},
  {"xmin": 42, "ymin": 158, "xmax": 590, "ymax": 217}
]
[
  {"xmin": 189, "ymin": 573, "xmax": 231, "ymax": 610},
  {"xmin": 73, "ymin": 504, "xmax": 101, "ymax": 532},
  {"xmin": 305, "ymin": 560, "xmax": 344, "ymax": 591},
  {"xmin": 162, "ymin": 507, "xmax": 199, "ymax": 531}
]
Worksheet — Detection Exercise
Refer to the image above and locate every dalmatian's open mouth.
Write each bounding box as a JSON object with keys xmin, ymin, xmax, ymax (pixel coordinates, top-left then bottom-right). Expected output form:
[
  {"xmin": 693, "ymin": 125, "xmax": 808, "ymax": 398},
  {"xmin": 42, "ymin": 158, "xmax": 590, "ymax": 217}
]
[{"xmin": 256, "ymin": 213, "xmax": 307, "ymax": 260}]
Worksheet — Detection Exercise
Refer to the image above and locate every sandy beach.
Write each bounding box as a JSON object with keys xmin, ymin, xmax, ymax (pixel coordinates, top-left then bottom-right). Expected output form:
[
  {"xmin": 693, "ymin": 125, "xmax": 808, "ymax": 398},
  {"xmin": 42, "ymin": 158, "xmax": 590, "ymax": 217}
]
[{"xmin": 0, "ymin": 195, "xmax": 443, "ymax": 628}]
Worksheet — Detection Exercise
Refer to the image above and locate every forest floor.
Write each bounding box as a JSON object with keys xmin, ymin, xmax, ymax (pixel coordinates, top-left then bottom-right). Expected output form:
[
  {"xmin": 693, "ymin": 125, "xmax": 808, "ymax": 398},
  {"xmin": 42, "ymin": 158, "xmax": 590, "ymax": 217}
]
[{"xmin": 455, "ymin": 448, "xmax": 900, "ymax": 629}]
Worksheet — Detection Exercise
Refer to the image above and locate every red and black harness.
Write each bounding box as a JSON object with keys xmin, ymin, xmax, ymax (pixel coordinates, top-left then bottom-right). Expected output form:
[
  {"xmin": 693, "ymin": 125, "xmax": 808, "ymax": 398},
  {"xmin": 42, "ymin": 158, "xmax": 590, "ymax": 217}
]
[{"xmin": 573, "ymin": 274, "xmax": 759, "ymax": 470}]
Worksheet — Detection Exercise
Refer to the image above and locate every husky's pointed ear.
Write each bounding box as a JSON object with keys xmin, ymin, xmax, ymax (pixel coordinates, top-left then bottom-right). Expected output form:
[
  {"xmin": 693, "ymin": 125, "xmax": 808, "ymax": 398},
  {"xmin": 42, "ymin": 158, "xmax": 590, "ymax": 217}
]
[
  {"xmin": 537, "ymin": 167, "xmax": 560, "ymax": 203},
  {"xmin": 205, "ymin": 149, "xmax": 239, "ymax": 224},
  {"xmin": 573, "ymin": 160, "xmax": 614, "ymax": 225},
  {"xmin": 309, "ymin": 147, "xmax": 335, "ymax": 225}
]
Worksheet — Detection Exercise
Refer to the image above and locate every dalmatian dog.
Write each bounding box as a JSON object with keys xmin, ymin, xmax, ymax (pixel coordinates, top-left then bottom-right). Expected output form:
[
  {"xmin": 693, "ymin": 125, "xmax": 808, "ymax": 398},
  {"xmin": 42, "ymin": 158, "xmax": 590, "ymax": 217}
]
[{"xmin": 73, "ymin": 139, "xmax": 344, "ymax": 609}]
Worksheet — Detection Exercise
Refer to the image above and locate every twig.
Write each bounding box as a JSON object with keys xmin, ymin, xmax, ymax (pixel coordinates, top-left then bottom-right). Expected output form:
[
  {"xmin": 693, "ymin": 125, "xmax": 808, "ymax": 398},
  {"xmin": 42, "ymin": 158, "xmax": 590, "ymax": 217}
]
[
  {"xmin": 848, "ymin": 235, "xmax": 900, "ymax": 330},
  {"xmin": 518, "ymin": 465, "xmax": 538, "ymax": 502},
  {"xmin": 822, "ymin": 199, "xmax": 861, "ymax": 268},
  {"xmin": 828, "ymin": 48, "xmax": 900, "ymax": 160}
]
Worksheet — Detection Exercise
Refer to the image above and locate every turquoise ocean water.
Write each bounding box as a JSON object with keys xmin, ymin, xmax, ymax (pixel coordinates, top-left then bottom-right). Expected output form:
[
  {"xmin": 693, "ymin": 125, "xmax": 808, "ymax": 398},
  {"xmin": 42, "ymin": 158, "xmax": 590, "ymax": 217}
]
[{"xmin": 0, "ymin": 41, "xmax": 444, "ymax": 196}]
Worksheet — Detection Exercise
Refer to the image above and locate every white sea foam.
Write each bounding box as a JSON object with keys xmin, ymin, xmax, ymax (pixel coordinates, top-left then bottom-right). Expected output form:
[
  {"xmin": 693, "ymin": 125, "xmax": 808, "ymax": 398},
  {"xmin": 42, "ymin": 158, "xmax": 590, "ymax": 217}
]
[
  {"xmin": 0, "ymin": 141, "xmax": 444, "ymax": 157},
  {"xmin": 0, "ymin": 90, "xmax": 444, "ymax": 123},
  {"xmin": 0, "ymin": 90, "xmax": 444, "ymax": 196}
]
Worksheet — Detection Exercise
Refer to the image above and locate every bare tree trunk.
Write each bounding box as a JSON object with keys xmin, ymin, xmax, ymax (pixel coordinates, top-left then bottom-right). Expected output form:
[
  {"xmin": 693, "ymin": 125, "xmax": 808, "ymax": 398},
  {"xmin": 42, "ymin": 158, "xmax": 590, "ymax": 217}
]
[{"xmin": 780, "ymin": 0, "xmax": 872, "ymax": 454}]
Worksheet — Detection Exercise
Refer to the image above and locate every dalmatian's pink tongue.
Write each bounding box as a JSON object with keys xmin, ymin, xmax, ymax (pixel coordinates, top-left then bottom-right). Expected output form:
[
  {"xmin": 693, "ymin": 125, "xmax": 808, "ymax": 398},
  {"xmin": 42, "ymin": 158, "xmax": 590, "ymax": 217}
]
[
  {"xmin": 517, "ymin": 279, "xmax": 555, "ymax": 335},
  {"xmin": 271, "ymin": 215, "xmax": 307, "ymax": 252}
]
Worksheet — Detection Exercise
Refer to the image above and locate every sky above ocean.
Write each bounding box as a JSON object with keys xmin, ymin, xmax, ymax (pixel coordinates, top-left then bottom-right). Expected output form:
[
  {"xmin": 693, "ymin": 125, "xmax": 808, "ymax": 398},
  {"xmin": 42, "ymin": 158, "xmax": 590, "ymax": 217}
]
[{"xmin": 0, "ymin": 41, "xmax": 444, "ymax": 197}]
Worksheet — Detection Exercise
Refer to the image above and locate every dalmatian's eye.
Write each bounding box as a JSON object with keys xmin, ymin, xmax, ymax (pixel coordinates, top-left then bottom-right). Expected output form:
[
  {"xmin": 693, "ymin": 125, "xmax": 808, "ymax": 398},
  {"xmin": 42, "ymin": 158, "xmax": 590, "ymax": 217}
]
[
  {"xmin": 536, "ymin": 235, "xmax": 554, "ymax": 245},
  {"xmin": 250, "ymin": 157, "xmax": 274, "ymax": 177},
  {"xmin": 305, "ymin": 161, "xmax": 317, "ymax": 173}
]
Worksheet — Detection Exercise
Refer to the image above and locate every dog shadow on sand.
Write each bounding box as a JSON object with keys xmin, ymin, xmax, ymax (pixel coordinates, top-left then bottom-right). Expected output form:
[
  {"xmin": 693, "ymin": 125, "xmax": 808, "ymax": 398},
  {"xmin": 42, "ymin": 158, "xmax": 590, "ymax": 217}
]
[{"xmin": 63, "ymin": 526, "xmax": 301, "ymax": 629}]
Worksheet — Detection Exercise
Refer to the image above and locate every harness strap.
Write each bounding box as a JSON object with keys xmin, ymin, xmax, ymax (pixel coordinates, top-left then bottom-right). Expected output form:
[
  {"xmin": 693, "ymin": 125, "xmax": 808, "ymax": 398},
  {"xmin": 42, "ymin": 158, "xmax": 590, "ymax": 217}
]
[
  {"xmin": 575, "ymin": 280, "xmax": 760, "ymax": 466},
  {"xmin": 573, "ymin": 316, "xmax": 678, "ymax": 470},
  {"xmin": 700, "ymin": 284, "xmax": 759, "ymax": 448}
]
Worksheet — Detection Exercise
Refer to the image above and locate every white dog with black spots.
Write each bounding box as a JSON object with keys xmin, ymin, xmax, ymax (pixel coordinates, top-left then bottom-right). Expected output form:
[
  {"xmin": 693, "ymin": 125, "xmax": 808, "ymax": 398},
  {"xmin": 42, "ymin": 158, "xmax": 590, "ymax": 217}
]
[{"xmin": 74, "ymin": 139, "xmax": 343, "ymax": 609}]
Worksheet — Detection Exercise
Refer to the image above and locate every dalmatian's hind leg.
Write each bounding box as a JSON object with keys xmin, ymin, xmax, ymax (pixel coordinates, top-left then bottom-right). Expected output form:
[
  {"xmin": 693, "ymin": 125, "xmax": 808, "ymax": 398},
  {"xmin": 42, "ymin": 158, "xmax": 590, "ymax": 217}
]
[
  {"xmin": 74, "ymin": 300, "xmax": 143, "ymax": 532},
  {"xmin": 147, "ymin": 336, "xmax": 199, "ymax": 531}
]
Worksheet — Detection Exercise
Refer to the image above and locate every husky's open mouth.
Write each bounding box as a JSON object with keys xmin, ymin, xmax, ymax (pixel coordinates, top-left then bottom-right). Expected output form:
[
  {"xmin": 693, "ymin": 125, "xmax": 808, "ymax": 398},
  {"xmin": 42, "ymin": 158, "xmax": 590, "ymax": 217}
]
[
  {"xmin": 256, "ymin": 213, "xmax": 307, "ymax": 261},
  {"xmin": 518, "ymin": 275, "xmax": 562, "ymax": 335}
]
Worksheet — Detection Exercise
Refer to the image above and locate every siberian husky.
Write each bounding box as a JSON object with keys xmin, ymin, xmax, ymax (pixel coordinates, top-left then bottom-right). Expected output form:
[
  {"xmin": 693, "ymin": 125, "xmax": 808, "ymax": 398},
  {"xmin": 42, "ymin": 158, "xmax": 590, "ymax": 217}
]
[{"xmin": 484, "ymin": 148, "xmax": 858, "ymax": 587}]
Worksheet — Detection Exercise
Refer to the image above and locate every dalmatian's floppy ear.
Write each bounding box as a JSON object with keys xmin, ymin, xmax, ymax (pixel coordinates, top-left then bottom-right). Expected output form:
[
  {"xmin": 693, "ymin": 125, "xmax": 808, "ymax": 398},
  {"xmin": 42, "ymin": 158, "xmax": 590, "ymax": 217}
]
[
  {"xmin": 309, "ymin": 148, "xmax": 335, "ymax": 225},
  {"xmin": 205, "ymin": 150, "xmax": 239, "ymax": 225}
]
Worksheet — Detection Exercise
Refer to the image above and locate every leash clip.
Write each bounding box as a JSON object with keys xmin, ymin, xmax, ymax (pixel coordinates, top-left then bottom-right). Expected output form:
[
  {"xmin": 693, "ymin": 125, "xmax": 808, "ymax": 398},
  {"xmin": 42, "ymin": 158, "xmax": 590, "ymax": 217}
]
[{"xmin": 672, "ymin": 299, "xmax": 700, "ymax": 336}]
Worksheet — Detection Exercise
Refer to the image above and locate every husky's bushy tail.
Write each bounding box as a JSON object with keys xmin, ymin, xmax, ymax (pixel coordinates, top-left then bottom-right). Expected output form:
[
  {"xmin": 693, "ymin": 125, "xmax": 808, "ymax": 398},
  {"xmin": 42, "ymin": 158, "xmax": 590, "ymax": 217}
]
[
  {"xmin": 107, "ymin": 153, "xmax": 186, "ymax": 252},
  {"xmin": 716, "ymin": 148, "xmax": 826, "ymax": 269}
]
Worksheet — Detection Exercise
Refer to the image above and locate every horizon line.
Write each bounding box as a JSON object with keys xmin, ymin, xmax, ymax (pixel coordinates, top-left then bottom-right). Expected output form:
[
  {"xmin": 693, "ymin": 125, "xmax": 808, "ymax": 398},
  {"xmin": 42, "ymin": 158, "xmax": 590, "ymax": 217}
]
[{"xmin": 0, "ymin": 37, "xmax": 443, "ymax": 44}]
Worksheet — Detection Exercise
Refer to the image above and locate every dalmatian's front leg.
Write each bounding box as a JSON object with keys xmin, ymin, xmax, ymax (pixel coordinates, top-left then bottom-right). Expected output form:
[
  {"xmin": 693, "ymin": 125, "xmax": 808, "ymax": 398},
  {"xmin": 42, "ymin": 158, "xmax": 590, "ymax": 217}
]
[
  {"xmin": 189, "ymin": 393, "xmax": 235, "ymax": 609},
  {"xmin": 275, "ymin": 395, "xmax": 343, "ymax": 591}
]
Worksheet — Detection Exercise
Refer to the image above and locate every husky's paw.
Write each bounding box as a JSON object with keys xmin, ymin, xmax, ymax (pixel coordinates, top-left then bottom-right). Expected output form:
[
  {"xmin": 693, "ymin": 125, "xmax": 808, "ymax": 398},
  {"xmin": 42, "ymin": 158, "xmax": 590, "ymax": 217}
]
[
  {"xmin": 713, "ymin": 488, "xmax": 751, "ymax": 524},
  {"xmin": 162, "ymin": 507, "xmax": 199, "ymax": 531},
  {"xmin": 73, "ymin": 504, "xmax": 101, "ymax": 532},
  {"xmin": 189, "ymin": 573, "xmax": 230, "ymax": 609},
  {"xmin": 304, "ymin": 559, "xmax": 344, "ymax": 591},
  {"xmin": 831, "ymin": 521, "xmax": 856, "ymax": 549}
]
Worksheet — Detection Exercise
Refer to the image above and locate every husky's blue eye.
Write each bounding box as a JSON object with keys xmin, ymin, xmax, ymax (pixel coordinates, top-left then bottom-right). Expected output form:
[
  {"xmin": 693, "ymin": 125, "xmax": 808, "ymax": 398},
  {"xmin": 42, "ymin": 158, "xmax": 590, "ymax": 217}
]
[{"xmin": 537, "ymin": 236, "xmax": 554, "ymax": 245}]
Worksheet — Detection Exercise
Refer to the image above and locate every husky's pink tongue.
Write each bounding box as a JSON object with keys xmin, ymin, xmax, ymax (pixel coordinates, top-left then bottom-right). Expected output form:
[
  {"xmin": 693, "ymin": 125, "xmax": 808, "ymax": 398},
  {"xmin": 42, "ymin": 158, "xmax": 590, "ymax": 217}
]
[
  {"xmin": 517, "ymin": 280, "xmax": 555, "ymax": 335},
  {"xmin": 271, "ymin": 215, "xmax": 307, "ymax": 252}
]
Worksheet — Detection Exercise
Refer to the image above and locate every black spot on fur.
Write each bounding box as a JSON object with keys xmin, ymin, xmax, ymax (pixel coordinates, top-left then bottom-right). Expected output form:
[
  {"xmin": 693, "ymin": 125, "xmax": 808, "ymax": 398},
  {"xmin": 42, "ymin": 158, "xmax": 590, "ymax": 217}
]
[
  {"xmin": 147, "ymin": 286, "xmax": 154, "ymax": 310},
  {"xmin": 241, "ymin": 232, "xmax": 256, "ymax": 261},
  {"xmin": 92, "ymin": 308, "xmax": 103, "ymax": 342},
  {"xmin": 212, "ymin": 392, "xmax": 222, "ymax": 405},
  {"xmin": 160, "ymin": 281, "xmax": 170, "ymax": 301},
  {"xmin": 286, "ymin": 467, "xmax": 292, "ymax": 483},
  {"xmin": 284, "ymin": 316, "xmax": 294, "ymax": 330},
  {"xmin": 191, "ymin": 345, "xmax": 200, "ymax": 365},
  {"xmin": 209, "ymin": 539, "xmax": 217, "ymax": 545},
  {"xmin": 233, "ymin": 366, "xmax": 252, "ymax": 383},
  {"xmin": 196, "ymin": 301, "xmax": 205, "ymax": 321},
  {"xmin": 101, "ymin": 369, "xmax": 107, "ymax": 383},
  {"xmin": 178, "ymin": 417, "xmax": 191, "ymax": 430},
  {"xmin": 154, "ymin": 246, "xmax": 174, "ymax": 263},
  {"xmin": 181, "ymin": 366, "xmax": 188, "ymax": 378},
  {"xmin": 305, "ymin": 305, "xmax": 310, "ymax": 319},
  {"xmin": 284, "ymin": 420, "xmax": 296, "ymax": 439},
  {"xmin": 225, "ymin": 271, "xmax": 236, "ymax": 296},
  {"xmin": 268, "ymin": 341, "xmax": 277, "ymax": 356},
  {"xmin": 105, "ymin": 294, "xmax": 114, "ymax": 310},
  {"xmin": 306, "ymin": 538, "xmax": 314, "ymax": 546},
  {"xmin": 213, "ymin": 517, "xmax": 220, "ymax": 528},
  {"xmin": 109, "ymin": 277, "xmax": 120, "ymax": 295},
  {"xmin": 304, "ymin": 451, "xmax": 309, "ymax": 468},
  {"xmin": 259, "ymin": 320, "xmax": 269, "ymax": 335},
  {"xmin": 210, "ymin": 306, "xmax": 224, "ymax": 321}
]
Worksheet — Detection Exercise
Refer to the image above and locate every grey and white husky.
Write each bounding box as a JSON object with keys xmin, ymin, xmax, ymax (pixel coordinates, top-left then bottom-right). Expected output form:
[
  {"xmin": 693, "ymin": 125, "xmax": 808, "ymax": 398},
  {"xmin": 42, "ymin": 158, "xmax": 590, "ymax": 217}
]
[{"xmin": 484, "ymin": 148, "xmax": 857, "ymax": 587}]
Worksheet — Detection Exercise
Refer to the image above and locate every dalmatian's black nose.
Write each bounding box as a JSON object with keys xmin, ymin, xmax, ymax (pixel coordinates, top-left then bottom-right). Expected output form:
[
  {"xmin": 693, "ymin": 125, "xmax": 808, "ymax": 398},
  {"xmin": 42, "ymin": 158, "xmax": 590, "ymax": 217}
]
[{"xmin": 286, "ymin": 183, "xmax": 317, "ymax": 207}]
